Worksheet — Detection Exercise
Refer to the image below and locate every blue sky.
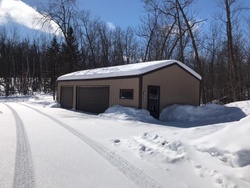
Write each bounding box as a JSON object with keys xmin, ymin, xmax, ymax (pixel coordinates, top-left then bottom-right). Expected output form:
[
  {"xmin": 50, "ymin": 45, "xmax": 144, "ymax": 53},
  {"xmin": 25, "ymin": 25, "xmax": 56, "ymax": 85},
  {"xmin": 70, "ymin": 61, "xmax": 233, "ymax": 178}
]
[
  {"xmin": 79, "ymin": 0, "xmax": 217, "ymax": 28},
  {"xmin": 0, "ymin": 0, "xmax": 249, "ymax": 35},
  {"xmin": 81, "ymin": 0, "xmax": 144, "ymax": 28}
]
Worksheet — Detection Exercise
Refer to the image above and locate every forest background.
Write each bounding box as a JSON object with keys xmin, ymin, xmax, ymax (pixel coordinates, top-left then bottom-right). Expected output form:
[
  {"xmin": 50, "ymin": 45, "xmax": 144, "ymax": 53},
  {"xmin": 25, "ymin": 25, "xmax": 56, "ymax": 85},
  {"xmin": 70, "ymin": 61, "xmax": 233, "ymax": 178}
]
[{"xmin": 0, "ymin": 0, "xmax": 250, "ymax": 104}]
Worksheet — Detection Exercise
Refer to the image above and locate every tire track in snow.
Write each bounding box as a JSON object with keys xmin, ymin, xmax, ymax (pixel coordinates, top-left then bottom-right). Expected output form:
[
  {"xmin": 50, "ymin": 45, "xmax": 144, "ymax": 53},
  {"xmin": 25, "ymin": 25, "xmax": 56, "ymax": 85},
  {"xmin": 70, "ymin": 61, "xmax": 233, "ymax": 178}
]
[
  {"xmin": 21, "ymin": 104, "xmax": 165, "ymax": 188},
  {"xmin": 4, "ymin": 103, "xmax": 36, "ymax": 188}
]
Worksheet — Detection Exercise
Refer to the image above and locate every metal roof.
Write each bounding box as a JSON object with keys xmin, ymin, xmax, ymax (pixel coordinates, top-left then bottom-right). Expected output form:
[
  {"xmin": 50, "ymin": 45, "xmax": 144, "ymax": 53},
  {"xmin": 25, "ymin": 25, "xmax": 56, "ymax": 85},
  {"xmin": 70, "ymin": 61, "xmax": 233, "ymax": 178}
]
[{"xmin": 57, "ymin": 60, "xmax": 202, "ymax": 81}]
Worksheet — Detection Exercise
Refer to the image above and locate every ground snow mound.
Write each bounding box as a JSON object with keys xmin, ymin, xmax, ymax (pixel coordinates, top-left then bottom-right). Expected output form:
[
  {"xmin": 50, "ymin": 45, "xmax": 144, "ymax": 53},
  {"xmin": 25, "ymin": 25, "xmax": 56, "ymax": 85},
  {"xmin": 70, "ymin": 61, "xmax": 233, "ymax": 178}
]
[
  {"xmin": 195, "ymin": 115, "xmax": 250, "ymax": 168},
  {"xmin": 160, "ymin": 104, "xmax": 246, "ymax": 123},
  {"xmin": 117, "ymin": 132, "xmax": 185, "ymax": 164},
  {"xmin": 99, "ymin": 105, "xmax": 156, "ymax": 122},
  {"xmin": 226, "ymin": 100, "xmax": 250, "ymax": 116}
]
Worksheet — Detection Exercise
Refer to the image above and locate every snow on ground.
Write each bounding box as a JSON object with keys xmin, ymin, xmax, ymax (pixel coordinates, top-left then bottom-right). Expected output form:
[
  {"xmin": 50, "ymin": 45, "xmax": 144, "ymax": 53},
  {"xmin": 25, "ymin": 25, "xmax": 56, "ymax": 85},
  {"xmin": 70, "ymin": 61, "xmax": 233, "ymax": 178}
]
[
  {"xmin": 0, "ymin": 94, "xmax": 250, "ymax": 188},
  {"xmin": 99, "ymin": 105, "xmax": 157, "ymax": 123},
  {"xmin": 225, "ymin": 100, "xmax": 250, "ymax": 116},
  {"xmin": 159, "ymin": 103, "xmax": 247, "ymax": 126},
  {"xmin": 0, "ymin": 93, "xmax": 59, "ymax": 107}
]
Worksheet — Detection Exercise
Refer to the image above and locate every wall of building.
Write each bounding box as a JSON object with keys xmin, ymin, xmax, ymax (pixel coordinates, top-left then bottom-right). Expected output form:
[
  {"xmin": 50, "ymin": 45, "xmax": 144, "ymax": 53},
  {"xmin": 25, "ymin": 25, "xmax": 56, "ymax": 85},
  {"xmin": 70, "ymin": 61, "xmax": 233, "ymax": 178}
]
[
  {"xmin": 57, "ymin": 77, "xmax": 140, "ymax": 110},
  {"xmin": 141, "ymin": 64, "xmax": 200, "ymax": 111}
]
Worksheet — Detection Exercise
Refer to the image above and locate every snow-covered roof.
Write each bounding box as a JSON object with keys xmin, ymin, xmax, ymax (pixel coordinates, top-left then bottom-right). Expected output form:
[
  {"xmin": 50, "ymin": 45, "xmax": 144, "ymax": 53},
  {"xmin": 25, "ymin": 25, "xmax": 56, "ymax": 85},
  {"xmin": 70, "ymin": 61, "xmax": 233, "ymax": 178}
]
[{"xmin": 57, "ymin": 60, "xmax": 202, "ymax": 81}]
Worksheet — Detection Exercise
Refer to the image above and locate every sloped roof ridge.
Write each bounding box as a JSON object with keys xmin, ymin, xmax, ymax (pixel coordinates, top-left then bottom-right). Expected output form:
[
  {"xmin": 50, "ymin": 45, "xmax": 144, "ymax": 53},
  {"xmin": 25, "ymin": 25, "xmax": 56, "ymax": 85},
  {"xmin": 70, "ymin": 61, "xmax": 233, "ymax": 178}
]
[{"xmin": 57, "ymin": 60, "xmax": 202, "ymax": 81}]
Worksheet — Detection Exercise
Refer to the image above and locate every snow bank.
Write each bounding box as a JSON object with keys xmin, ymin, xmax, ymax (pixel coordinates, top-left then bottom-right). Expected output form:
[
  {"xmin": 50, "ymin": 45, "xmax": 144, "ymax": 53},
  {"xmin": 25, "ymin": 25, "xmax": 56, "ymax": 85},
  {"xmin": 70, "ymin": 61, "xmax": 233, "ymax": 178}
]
[
  {"xmin": 0, "ymin": 95, "xmax": 32, "ymax": 102},
  {"xmin": 27, "ymin": 94, "xmax": 60, "ymax": 108},
  {"xmin": 226, "ymin": 100, "xmax": 250, "ymax": 116},
  {"xmin": 0, "ymin": 93, "xmax": 59, "ymax": 108},
  {"xmin": 27, "ymin": 94, "xmax": 55, "ymax": 107},
  {"xmin": 160, "ymin": 104, "xmax": 246, "ymax": 123},
  {"xmin": 99, "ymin": 105, "xmax": 156, "ymax": 122},
  {"xmin": 195, "ymin": 115, "xmax": 250, "ymax": 168},
  {"xmin": 113, "ymin": 101, "xmax": 250, "ymax": 187}
]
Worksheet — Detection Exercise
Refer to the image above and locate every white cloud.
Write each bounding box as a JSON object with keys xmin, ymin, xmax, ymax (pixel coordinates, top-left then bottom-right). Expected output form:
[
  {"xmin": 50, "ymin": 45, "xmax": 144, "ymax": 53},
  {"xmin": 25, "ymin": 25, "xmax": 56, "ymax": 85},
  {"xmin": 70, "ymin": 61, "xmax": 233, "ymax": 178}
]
[
  {"xmin": 106, "ymin": 22, "xmax": 116, "ymax": 30},
  {"xmin": 0, "ymin": 0, "xmax": 60, "ymax": 35}
]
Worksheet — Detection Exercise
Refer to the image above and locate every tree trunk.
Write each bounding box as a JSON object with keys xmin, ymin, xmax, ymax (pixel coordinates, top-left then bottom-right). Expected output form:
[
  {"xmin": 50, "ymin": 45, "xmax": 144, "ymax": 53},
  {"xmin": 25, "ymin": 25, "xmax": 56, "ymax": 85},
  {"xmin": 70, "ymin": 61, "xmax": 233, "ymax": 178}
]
[{"xmin": 176, "ymin": 0, "xmax": 206, "ymax": 103}]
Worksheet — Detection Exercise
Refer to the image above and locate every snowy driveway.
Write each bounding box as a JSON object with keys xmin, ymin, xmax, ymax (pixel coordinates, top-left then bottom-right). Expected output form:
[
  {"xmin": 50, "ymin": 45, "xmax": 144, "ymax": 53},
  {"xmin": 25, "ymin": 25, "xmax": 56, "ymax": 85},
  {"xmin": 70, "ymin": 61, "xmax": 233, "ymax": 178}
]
[
  {"xmin": 0, "ymin": 102, "xmax": 163, "ymax": 188},
  {"xmin": 1, "ymin": 100, "xmax": 250, "ymax": 188}
]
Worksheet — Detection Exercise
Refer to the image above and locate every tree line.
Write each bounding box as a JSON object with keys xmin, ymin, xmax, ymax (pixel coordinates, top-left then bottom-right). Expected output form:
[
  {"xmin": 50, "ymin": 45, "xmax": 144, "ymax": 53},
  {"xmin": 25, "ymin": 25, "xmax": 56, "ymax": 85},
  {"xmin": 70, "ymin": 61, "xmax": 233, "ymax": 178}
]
[{"xmin": 0, "ymin": 0, "xmax": 250, "ymax": 103}]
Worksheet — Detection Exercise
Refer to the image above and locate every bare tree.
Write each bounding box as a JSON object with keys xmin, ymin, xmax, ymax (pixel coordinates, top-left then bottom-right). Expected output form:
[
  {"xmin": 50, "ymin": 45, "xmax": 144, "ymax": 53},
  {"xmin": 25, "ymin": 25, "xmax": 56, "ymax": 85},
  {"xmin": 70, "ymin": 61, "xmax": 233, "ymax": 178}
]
[
  {"xmin": 78, "ymin": 11, "xmax": 98, "ymax": 68},
  {"xmin": 138, "ymin": 3, "xmax": 161, "ymax": 61},
  {"xmin": 38, "ymin": 0, "xmax": 79, "ymax": 72},
  {"xmin": 175, "ymin": 0, "xmax": 206, "ymax": 102},
  {"xmin": 97, "ymin": 22, "xmax": 111, "ymax": 67},
  {"xmin": 123, "ymin": 27, "xmax": 140, "ymax": 64},
  {"xmin": 215, "ymin": 0, "xmax": 249, "ymax": 101},
  {"xmin": 140, "ymin": 0, "xmax": 206, "ymax": 102}
]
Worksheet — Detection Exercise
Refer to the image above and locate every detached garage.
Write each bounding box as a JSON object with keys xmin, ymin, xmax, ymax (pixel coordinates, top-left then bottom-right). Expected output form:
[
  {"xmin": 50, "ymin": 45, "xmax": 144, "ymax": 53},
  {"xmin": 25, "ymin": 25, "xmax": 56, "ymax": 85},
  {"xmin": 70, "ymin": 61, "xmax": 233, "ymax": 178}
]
[{"xmin": 57, "ymin": 60, "xmax": 201, "ymax": 118}]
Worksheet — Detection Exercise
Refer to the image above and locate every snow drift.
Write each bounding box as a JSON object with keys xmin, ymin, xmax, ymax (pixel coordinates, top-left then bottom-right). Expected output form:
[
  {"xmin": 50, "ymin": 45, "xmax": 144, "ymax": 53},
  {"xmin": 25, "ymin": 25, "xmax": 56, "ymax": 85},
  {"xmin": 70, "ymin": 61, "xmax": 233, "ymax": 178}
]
[
  {"xmin": 195, "ymin": 115, "xmax": 250, "ymax": 168},
  {"xmin": 160, "ymin": 103, "xmax": 246, "ymax": 124},
  {"xmin": 99, "ymin": 105, "xmax": 156, "ymax": 122}
]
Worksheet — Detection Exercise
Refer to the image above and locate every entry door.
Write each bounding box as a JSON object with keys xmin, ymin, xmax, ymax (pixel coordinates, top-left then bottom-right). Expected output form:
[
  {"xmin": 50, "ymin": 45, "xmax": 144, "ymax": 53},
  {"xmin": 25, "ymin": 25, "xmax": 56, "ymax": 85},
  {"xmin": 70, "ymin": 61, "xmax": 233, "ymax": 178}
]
[{"xmin": 147, "ymin": 86, "xmax": 160, "ymax": 119}]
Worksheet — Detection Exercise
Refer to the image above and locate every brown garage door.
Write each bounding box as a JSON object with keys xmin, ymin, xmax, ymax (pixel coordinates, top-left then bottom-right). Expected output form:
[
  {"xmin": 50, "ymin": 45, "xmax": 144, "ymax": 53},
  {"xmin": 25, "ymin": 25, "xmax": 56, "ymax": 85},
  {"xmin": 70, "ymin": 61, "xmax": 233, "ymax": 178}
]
[
  {"xmin": 60, "ymin": 86, "xmax": 73, "ymax": 109},
  {"xmin": 77, "ymin": 86, "xmax": 109, "ymax": 113}
]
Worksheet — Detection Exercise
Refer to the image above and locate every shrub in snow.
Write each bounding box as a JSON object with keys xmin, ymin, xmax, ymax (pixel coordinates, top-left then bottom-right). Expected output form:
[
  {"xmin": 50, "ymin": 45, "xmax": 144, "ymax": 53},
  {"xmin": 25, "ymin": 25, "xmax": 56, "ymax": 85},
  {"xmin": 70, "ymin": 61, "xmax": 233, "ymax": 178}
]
[
  {"xmin": 159, "ymin": 104, "xmax": 246, "ymax": 123},
  {"xmin": 99, "ymin": 105, "xmax": 156, "ymax": 122}
]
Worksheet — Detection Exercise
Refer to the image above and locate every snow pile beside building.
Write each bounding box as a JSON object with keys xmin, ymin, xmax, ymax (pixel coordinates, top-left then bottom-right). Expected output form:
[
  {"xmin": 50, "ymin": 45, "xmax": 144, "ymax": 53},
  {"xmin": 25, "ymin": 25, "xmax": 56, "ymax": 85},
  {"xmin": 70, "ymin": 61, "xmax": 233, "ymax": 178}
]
[
  {"xmin": 159, "ymin": 103, "xmax": 246, "ymax": 123},
  {"xmin": 99, "ymin": 105, "xmax": 156, "ymax": 122}
]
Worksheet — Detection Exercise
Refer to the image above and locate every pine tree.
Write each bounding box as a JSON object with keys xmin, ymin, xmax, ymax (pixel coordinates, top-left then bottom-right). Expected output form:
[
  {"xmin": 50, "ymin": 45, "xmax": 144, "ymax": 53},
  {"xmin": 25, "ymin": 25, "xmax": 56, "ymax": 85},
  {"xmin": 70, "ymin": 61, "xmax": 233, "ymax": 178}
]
[
  {"xmin": 61, "ymin": 26, "xmax": 81, "ymax": 73},
  {"xmin": 45, "ymin": 35, "xmax": 61, "ymax": 99}
]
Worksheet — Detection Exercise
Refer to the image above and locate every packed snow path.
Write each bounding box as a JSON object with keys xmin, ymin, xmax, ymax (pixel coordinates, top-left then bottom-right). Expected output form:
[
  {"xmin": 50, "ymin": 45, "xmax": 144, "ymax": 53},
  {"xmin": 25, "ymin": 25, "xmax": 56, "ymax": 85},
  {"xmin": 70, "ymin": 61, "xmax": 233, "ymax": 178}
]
[
  {"xmin": 1, "ymin": 103, "xmax": 164, "ymax": 188},
  {"xmin": 21, "ymin": 103, "xmax": 164, "ymax": 188},
  {"xmin": 4, "ymin": 104, "xmax": 36, "ymax": 188}
]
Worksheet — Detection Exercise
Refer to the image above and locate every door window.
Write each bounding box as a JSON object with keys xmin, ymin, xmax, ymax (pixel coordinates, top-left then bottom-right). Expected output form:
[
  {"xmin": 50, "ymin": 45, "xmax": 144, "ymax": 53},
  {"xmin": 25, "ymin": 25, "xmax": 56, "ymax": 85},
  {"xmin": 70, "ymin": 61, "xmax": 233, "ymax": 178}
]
[{"xmin": 147, "ymin": 86, "xmax": 160, "ymax": 119}]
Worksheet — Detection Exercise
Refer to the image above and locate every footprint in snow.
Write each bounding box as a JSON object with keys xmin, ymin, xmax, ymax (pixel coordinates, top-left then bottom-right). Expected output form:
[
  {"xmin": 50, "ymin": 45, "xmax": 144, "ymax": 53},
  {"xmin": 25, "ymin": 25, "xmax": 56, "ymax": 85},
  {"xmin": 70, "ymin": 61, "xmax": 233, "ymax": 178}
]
[
  {"xmin": 113, "ymin": 139, "xmax": 121, "ymax": 144},
  {"xmin": 139, "ymin": 145, "xmax": 146, "ymax": 151}
]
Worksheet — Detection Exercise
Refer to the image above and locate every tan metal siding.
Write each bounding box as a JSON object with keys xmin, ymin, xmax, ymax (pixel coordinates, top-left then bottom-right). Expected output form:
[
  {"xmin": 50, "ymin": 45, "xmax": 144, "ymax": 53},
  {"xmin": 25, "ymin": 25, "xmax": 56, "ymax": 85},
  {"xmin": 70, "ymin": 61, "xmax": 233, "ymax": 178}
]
[
  {"xmin": 57, "ymin": 78, "xmax": 140, "ymax": 110},
  {"xmin": 142, "ymin": 65, "xmax": 200, "ymax": 112}
]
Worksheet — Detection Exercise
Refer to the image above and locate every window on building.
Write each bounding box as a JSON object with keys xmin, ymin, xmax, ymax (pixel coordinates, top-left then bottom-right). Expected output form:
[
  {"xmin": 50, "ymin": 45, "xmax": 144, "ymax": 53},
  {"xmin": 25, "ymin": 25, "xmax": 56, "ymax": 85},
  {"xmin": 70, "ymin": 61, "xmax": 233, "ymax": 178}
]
[{"xmin": 120, "ymin": 89, "xmax": 134, "ymax": 99}]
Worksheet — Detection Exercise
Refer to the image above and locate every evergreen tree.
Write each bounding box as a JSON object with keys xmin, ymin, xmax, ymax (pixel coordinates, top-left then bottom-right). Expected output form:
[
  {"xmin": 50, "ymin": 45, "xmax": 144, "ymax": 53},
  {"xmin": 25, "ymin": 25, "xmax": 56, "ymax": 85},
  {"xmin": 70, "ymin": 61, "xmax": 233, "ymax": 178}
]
[
  {"xmin": 45, "ymin": 35, "xmax": 61, "ymax": 99},
  {"xmin": 61, "ymin": 26, "xmax": 81, "ymax": 73}
]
